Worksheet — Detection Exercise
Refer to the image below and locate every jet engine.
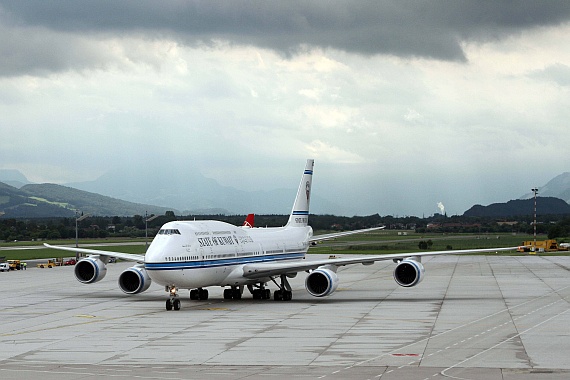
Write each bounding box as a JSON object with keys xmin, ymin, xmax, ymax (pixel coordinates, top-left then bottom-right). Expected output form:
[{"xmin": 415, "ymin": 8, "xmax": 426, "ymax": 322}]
[
  {"xmin": 74, "ymin": 256, "xmax": 107, "ymax": 284},
  {"xmin": 118, "ymin": 265, "xmax": 152, "ymax": 294},
  {"xmin": 305, "ymin": 267, "xmax": 339, "ymax": 297},
  {"xmin": 393, "ymin": 259, "xmax": 425, "ymax": 287}
]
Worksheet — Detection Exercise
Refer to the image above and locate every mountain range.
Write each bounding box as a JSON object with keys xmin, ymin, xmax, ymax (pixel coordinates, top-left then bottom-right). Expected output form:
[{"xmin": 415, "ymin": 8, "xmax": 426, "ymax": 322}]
[
  {"xmin": 463, "ymin": 197, "xmax": 570, "ymax": 218},
  {"xmin": 0, "ymin": 165, "xmax": 340, "ymax": 218},
  {"xmin": 0, "ymin": 169, "xmax": 31, "ymax": 188},
  {"xmin": 461, "ymin": 172, "xmax": 570, "ymax": 218},
  {"xmin": 1, "ymin": 169, "xmax": 569, "ymax": 218},
  {"xmin": 65, "ymin": 164, "xmax": 340, "ymax": 215},
  {"xmin": 0, "ymin": 180, "xmax": 174, "ymax": 218},
  {"xmin": 519, "ymin": 172, "xmax": 570, "ymax": 203}
]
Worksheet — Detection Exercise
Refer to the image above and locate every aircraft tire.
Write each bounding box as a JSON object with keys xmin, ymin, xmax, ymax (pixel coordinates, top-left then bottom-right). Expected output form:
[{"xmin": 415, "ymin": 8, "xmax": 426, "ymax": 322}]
[
  {"xmin": 173, "ymin": 299, "xmax": 181, "ymax": 311},
  {"xmin": 274, "ymin": 290, "xmax": 283, "ymax": 301},
  {"xmin": 166, "ymin": 300, "xmax": 173, "ymax": 311}
]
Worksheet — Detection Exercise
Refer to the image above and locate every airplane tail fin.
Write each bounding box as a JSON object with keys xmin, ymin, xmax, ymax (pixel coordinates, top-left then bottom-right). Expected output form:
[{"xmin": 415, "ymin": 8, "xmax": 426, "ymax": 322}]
[
  {"xmin": 286, "ymin": 159, "xmax": 314, "ymax": 227},
  {"xmin": 242, "ymin": 214, "xmax": 255, "ymax": 228}
]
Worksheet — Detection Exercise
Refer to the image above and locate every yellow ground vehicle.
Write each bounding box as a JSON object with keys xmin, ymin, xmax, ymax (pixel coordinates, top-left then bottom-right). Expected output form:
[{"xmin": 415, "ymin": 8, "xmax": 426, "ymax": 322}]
[
  {"xmin": 37, "ymin": 259, "xmax": 59, "ymax": 268},
  {"xmin": 7, "ymin": 259, "xmax": 21, "ymax": 270},
  {"xmin": 518, "ymin": 239, "xmax": 565, "ymax": 253}
]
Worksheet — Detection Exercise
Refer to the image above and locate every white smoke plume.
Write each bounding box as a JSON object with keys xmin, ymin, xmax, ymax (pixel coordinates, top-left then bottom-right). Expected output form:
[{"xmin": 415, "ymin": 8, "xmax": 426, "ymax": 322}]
[{"xmin": 437, "ymin": 202, "xmax": 445, "ymax": 215}]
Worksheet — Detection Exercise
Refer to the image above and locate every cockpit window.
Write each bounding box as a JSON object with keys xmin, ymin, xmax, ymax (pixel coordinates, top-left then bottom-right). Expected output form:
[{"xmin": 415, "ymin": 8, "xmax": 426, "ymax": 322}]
[{"xmin": 158, "ymin": 229, "xmax": 181, "ymax": 235}]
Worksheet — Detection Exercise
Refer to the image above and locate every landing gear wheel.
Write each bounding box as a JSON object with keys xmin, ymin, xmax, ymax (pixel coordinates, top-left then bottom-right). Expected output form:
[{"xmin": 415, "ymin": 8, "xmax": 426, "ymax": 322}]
[
  {"xmin": 272, "ymin": 275, "xmax": 293, "ymax": 301},
  {"xmin": 223, "ymin": 286, "xmax": 243, "ymax": 300},
  {"xmin": 166, "ymin": 285, "xmax": 179, "ymax": 311},
  {"xmin": 190, "ymin": 288, "xmax": 209, "ymax": 300},
  {"xmin": 250, "ymin": 284, "xmax": 270, "ymax": 300}
]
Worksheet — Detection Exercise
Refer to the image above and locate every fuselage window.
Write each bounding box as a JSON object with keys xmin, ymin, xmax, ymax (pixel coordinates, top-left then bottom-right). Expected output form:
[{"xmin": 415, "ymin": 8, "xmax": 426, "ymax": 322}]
[{"xmin": 158, "ymin": 229, "xmax": 182, "ymax": 235}]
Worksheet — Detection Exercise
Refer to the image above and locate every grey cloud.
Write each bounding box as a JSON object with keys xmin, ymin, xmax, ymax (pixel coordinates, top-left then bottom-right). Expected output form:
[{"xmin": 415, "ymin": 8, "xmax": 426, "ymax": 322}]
[
  {"xmin": 0, "ymin": 24, "xmax": 114, "ymax": 77},
  {"xmin": 530, "ymin": 63, "xmax": 570, "ymax": 87},
  {"xmin": 2, "ymin": 0, "xmax": 570, "ymax": 77}
]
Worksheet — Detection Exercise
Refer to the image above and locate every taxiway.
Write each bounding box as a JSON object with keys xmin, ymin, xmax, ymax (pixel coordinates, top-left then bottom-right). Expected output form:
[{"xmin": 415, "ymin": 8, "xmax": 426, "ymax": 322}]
[{"xmin": 0, "ymin": 254, "xmax": 569, "ymax": 379}]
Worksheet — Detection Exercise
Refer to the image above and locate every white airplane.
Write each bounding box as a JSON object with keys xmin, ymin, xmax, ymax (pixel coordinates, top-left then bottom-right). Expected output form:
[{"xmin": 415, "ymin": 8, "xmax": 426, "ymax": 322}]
[{"xmin": 45, "ymin": 159, "xmax": 520, "ymax": 311}]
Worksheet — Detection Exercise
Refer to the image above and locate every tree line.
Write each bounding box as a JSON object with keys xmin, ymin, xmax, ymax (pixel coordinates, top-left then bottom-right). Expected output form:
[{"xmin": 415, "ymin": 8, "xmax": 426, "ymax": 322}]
[{"xmin": 1, "ymin": 212, "xmax": 569, "ymax": 243}]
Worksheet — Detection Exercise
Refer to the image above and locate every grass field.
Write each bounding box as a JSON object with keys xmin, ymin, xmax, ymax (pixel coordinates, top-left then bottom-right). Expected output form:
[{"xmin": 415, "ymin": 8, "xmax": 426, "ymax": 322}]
[
  {"xmin": 0, "ymin": 240, "xmax": 147, "ymax": 260},
  {"xmin": 1, "ymin": 231, "xmax": 568, "ymax": 261}
]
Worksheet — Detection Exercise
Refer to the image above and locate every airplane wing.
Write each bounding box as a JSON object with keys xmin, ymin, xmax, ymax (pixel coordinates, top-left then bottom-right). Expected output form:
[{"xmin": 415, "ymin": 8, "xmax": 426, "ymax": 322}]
[
  {"xmin": 242, "ymin": 246, "xmax": 520, "ymax": 279},
  {"xmin": 43, "ymin": 243, "xmax": 145, "ymax": 263},
  {"xmin": 310, "ymin": 226, "xmax": 385, "ymax": 243}
]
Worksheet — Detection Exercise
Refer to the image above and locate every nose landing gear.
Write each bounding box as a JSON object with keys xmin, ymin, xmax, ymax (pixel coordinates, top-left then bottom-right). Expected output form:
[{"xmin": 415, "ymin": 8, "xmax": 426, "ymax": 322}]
[{"xmin": 166, "ymin": 285, "xmax": 181, "ymax": 311}]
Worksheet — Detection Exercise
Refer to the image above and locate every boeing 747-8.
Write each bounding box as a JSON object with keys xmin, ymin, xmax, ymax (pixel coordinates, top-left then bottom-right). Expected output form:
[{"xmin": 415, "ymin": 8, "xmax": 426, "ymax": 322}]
[{"xmin": 45, "ymin": 159, "xmax": 519, "ymax": 310}]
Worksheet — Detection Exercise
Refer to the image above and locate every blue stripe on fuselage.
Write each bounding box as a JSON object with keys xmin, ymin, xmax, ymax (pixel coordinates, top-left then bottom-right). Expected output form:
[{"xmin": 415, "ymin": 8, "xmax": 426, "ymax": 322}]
[{"xmin": 144, "ymin": 252, "xmax": 305, "ymax": 271}]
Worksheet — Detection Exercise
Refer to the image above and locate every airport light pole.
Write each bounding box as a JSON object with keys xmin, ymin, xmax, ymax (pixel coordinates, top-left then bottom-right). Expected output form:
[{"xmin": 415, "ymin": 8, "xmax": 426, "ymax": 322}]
[
  {"xmin": 531, "ymin": 188, "xmax": 538, "ymax": 253},
  {"xmin": 75, "ymin": 211, "xmax": 90, "ymax": 260},
  {"xmin": 145, "ymin": 212, "xmax": 160, "ymax": 250}
]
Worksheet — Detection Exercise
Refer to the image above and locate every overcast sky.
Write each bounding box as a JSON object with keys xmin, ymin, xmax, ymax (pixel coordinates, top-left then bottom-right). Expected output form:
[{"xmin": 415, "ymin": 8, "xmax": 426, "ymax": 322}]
[{"xmin": 1, "ymin": 1, "xmax": 570, "ymax": 217}]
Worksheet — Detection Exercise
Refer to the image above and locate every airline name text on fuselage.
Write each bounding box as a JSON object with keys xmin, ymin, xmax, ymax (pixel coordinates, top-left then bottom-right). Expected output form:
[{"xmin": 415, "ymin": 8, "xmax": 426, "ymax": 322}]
[{"xmin": 197, "ymin": 236, "xmax": 237, "ymax": 247}]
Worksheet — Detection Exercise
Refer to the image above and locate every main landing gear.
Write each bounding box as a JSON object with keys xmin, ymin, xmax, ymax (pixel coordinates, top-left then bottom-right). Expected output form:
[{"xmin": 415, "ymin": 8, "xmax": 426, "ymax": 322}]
[
  {"xmin": 225, "ymin": 275, "xmax": 293, "ymax": 302},
  {"xmin": 190, "ymin": 288, "xmax": 209, "ymax": 300},
  {"xmin": 271, "ymin": 274, "xmax": 293, "ymax": 301},
  {"xmin": 166, "ymin": 286, "xmax": 181, "ymax": 311},
  {"xmin": 247, "ymin": 284, "xmax": 271, "ymax": 300},
  {"xmin": 224, "ymin": 286, "xmax": 243, "ymax": 300}
]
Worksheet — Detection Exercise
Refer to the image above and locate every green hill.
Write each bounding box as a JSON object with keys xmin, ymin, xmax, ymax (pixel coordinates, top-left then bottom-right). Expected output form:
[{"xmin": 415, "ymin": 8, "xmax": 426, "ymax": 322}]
[
  {"xmin": 0, "ymin": 182, "xmax": 177, "ymax": 218},
  {"xmin": 463, "ymin": 197, "xmax": 570, "ymax": 217}
]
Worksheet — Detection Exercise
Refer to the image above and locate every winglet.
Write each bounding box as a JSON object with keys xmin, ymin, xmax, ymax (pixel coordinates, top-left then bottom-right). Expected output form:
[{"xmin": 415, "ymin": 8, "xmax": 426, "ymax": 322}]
[{"xmin": 286, "ymin": 159, "xmax": 314, "ymax": 227}]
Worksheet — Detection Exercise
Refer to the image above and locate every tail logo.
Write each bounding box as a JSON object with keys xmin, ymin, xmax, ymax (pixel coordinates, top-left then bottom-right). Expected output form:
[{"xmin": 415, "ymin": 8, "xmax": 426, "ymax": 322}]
[{"xmin": 305, "ymin": 181, "xmax": 311, "ymax": 201}]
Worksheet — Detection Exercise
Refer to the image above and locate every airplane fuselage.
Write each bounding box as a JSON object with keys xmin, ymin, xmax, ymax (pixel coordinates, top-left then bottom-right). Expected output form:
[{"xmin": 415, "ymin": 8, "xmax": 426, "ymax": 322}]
[{"xmin": 144, "ymin": 220, "xmax": 313, "ymax": 289}]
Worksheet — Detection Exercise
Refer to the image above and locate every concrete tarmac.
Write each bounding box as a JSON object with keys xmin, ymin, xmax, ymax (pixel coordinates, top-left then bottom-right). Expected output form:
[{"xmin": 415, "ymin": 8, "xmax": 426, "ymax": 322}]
[{"xmin": 0, "ymin": 254, "xmax": 569, "ymax": 379}]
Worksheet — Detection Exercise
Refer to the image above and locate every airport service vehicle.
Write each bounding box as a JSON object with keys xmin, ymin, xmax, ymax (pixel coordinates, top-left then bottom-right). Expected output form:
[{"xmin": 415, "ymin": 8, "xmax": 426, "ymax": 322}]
[
  {"xmin": 7, "ymin": 260, "xmax": 21, "ymax": 270},
  {"xmin": 37, "ymin": 259, "xmax": 58, "ymax": 268},
  {"xmin": 517, "ymin": 239, "xmax": 569, "ymax": 253},
  {"xmin": 45, "ymin": 159, "xmax": 520, "ymax": 311},
  {"xmin": 0, "ymin": 263, "xmax": 10, "ymax": 272}
]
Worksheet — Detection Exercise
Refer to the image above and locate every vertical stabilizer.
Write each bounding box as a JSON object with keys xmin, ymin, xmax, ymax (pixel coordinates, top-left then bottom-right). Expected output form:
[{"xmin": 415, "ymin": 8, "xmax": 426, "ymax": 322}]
[
  {"xmin": 286, "ymin": 159, "xmax": 314, "ymax": 227},
  {"xmin": 242, "ymin": 214, "xmax": 255, "ymax": 228}
]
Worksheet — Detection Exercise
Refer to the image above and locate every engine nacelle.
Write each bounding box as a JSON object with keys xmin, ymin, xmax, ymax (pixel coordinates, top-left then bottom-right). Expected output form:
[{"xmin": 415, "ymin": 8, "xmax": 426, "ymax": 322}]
[
  {"xmin": 305, "ymin": 267, "xmax": 339, "ymax": 297},
  {"xmin": 393, "ymin": 259, "xmax": 425, "ymax": 287},
  {"xmin": 74, "ymin": 256, "xmax": 107, "ymax": 284},
  {"xmin": 118, "ymin": 265, "xmax": 152, "ymax": 294}
]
